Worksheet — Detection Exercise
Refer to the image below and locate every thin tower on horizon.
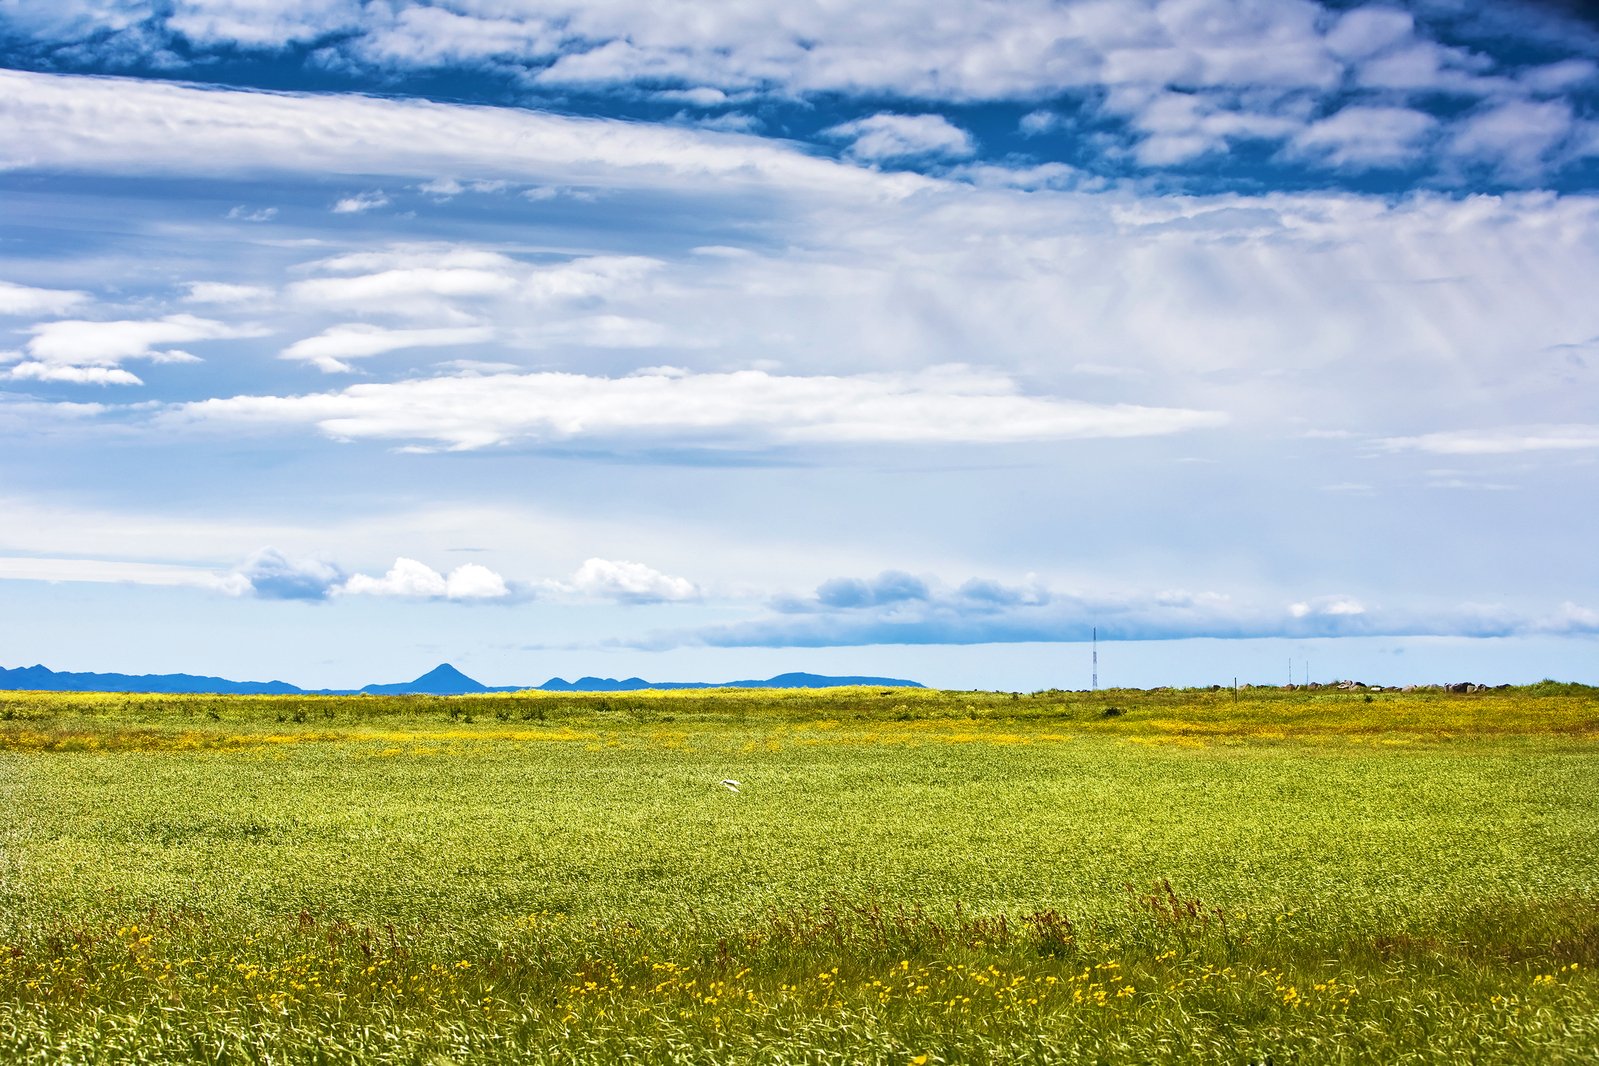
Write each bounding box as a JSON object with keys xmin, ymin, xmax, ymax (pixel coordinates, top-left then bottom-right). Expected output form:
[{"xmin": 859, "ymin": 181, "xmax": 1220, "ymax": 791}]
[{"xmin": 1092, "ymin": 626, "xmax": 1098, "ymax": 691}]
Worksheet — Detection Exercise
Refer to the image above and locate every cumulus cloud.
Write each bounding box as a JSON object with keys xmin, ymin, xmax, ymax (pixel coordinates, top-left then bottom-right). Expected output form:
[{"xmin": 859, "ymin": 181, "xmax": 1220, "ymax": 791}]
[
  {"xmin": 813, "ymin": 571, "xmax": 930, "ymax": 609},
  {"xmin": 166, "ymin": 0, "xmax": 359, "ymax": 49},
  {"xmin": 340, "ymin": 557, "xmax": 510, "ymax": 599},
  {"xmin": 348, "ymin": 4, "xmax": 559, "ymax": 66},
  {"xmin": 332, "ymin": 190, "xmax": 391, "ymax": 214},
  {"xmin": 1288, "ymin": 106, "xmax": 1438, "ymax": 169},
  {"xmin": 4, "ymin": 4, "xmax": 1594, "ymax": 185},
  {"xmin": 231, "ymin": 547, "xmax": 343, "ymax": 600},
  {"xmin": 1323, "ymin": 6, "xmax": 1416, "ymax": 62},
  {"xmin": 826, "ymin": 113, "xmax": 976, "ymax": 162},
  {"xmin": 0, "ymin": 279, "xmax": 89, "ymax": 316},
  {"xmin": 281, "ymin": 324, "xmax": 494, "ymax": 372},
  {"xmin": 0, "ymin": 0, "xmax": 1527, "ymax": 108},
  {"xmin": 563, "ymin": 558, "xmax": 698, "ymax": 603},
  {"xmin": 1109, "ymin": 89, "xmax": 1305, "ymax": 167},
  {"xmin": 167, "ymin": 365, "xmax": 1228, "ymax": 452},
  {"xmin": 1018, "ymin": 110, "xmax": 1063, "ymax": 137},
  {"xmin": 1446, "ymin": 98, "xmax": 1577, "ymax": 179},
  {"xmin": 7, "ymin": 314, "xmax": 269, "ymax": 385},
  {"xmin": 627, "ymin": 570, "xmax": 1599, "ymax": 649}
]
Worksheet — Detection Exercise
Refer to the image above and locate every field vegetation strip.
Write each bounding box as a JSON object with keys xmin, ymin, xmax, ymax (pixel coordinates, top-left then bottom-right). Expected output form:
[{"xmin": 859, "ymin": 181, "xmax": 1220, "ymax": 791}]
[{"xmin": 2, "ymin": 684, "xmax": 1596, "ymax": 1062}]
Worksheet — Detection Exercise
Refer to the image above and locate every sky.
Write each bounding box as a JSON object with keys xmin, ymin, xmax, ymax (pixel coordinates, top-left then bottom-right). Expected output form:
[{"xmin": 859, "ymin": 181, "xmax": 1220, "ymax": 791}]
[{"xmin": 1, "ymin": 0, "xmax": 1597, "ymax": 690}]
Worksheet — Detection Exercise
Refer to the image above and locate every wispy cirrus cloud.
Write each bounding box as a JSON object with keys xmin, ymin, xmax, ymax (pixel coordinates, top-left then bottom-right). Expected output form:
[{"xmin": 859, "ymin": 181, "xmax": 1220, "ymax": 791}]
[
  {"xmin": 1378, "ymin": 424, "xmax": 1599, "ymax": 455},
  {"xmin": 0, "ymin": 69, "xmax": 916, "ymax": 198},
  {"xmin": 280, "ymin": 324, "xmax": 494, "ymax": 372},
  {"xmin": 165, "ymin": 365, "xmax": 1228, "ymax": 452}
]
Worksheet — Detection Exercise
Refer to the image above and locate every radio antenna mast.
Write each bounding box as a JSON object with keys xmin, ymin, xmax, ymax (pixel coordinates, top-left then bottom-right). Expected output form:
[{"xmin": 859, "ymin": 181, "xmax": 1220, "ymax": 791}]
[{"xmin": 1092, "ymin": 627, "xmax": 1098, "ymax": 692}]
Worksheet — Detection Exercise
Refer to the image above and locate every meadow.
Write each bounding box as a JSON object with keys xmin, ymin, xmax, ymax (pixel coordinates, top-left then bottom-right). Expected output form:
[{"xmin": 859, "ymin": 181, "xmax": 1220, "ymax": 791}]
[{"xmin": 1, "ymin": 683, "xmax": 1596, "ymax": 1064}]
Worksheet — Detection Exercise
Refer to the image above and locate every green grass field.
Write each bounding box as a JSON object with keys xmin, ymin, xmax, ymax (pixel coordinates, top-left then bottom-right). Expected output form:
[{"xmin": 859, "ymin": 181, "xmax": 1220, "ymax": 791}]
[{"xmin": 3, "ymin": 684, "xmax": 1597, "ymax": 1063}]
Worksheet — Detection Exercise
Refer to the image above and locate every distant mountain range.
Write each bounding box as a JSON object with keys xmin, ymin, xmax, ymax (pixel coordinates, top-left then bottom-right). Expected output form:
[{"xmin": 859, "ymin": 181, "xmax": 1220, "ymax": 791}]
[{"xmin": 0, "ymin": 661, "xmax": 923, "ymax": 696}]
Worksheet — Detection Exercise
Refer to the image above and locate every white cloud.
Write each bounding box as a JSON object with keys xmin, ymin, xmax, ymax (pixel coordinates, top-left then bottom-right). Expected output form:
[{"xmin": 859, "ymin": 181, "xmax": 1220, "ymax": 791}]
[
  {"xmin": 656, "ymin": 87, "xmax": 731, "ymax": 108},
  {"xmin": 281, "ymin": 324, "xmax": 494, "ymax": 372},
  {"xmin": 0, "ymin": 69, "xmax": 914, "ymax": 199},
  {"xmin": 1289, "ymin": 106, "xmax": 1438, "ymax": 169},
  {"xmin": 1113, "ymin": 89, "xmax": 1305, "ymax": 166},
  {"xmin": 0, "ymin": 396, "xmax": 109, "ymax": 431},
  {"xmin": 1379, "ymin": 425, "xmax": 1599, "ymax": 455},
  {"xmin": 440, "ymin": 562, "xmax": 511, "ymax": 599},
  {"xmin": 518, "ymin": 315, "xmax": 669, "ymax": 349},
  {"xmin": 1324, "ymin": 6, "xmax": 1416, "ymax": 62},
  {"xmin": 340, "ymin": 557, "xmax": 510, "ymax": 600},
  {"xmin": 947, "ymin": 161, "xmax": 1086, "ymax": 191},
  {"xmin": 1519, "ymin": 59, "xmax": 1599, "ymax": 95},
  {"xmin": 167, "ymin": 0, "xmax": 360, "ymax": 49},
  {"xmin": 523, "ymin": 256, "xmax": 662, "ymax": 302},
  {"xmin": 418, "ymin": 177, "xmax": 465, "ymax": 198},
  {"xmin": 286, "ymin": 247, "xmax": 521, "ymax": 313},
  {"xmin": 282, "ymin": 247, "xmax": 659, "ymax": 325},
  {"xmin": 0, "ymin": 554, "xmax": 246, "ymax": 593},
  {"xmin": 0, "ymin": 279, "xmax": 89, "ymax": 316},
  {"xmin": 1352, "ymin": 39, "xmax": 1499, "ymax": 94},
  {"xmin": 2, "ymin": 3, "xmax": 1586, "ymax": 192},
  {"xmin": 10, "ymin": 313, "xmax": 268, "ymax": 384},
  {"xmin": 826, "ymin": 113, "xmax": 976, "ymax": 162},
  {"xmin": 7, "ymin": 363, "xmax": 145, "ymax": 385},
  {"xmin": 1018, "ymin": 110, "xmax": 1062, "ymax": 137},
  {"xmin": 564, "ymin": 558, "xmax": 698, "ymax": 604},
  {"xmin": 225, "ymin": 205, "xmax": 277, "ymax": 222},
  {"xmin": 169, "ymin": 365, "xmax": 1228, "ymax": 452},
  {"xmin": 332, "ymin": 190, "xmax": 390, "ymax": 214},
  {"xmin": 1289, "ymin": 596, "xmax": 1366, "ymax": 619},
  {"xmin": 183, "ymin": 281, "xmax": 272, "ymax": 304},
  {"xmin": 418, "ymin": 177, "xmax": 508, "ymax": 198},
  {"xmin": 349, "ymin": 4, "xmax": 559, "ymax": 66},
  {"xmin": 1446, "ymin": 99, "xmax": 1576, "ymax": 180},
  {"xmin": 306, "ymin": 246, "xmax": 516, "ymax": 275}
]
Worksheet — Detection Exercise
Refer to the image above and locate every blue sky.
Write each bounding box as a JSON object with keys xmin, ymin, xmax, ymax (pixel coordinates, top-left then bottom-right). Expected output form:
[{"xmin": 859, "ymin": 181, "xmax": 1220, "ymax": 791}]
[{"xmin": 2, "ymin": 0, "xmax": 1597, "ymax": 689}]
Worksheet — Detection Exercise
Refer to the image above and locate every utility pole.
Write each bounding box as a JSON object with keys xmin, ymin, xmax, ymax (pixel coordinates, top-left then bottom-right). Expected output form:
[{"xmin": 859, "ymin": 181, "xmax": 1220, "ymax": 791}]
[{"xmin": 1092, "ymin": 627, "xmax": 1098, "ymax": 692}]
